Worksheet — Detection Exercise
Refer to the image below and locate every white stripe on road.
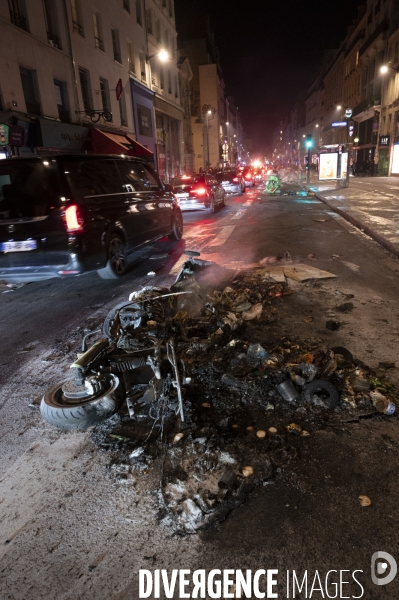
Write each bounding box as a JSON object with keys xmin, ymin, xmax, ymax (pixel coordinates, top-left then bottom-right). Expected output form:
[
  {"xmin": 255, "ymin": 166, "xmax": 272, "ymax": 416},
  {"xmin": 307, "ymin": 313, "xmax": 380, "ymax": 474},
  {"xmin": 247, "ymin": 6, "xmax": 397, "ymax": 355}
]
[
  {"xmin": 243, "ymin": 197, "xmax": 254, "ymax": 206},
  {"xmin": 231, "ymin": 210, "xmax": 247, "ymax": 220},
  {"xmin": 207, "ymin": 225, "xmax": 235, "ymax": 247}
]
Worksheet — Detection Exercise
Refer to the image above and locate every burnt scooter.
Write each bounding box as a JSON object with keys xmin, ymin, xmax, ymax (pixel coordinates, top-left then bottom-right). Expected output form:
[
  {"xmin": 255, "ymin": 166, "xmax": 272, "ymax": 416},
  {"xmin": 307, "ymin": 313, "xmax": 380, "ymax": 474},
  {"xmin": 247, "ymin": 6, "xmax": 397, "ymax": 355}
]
[{"xmin": 40, "ymin": 252, "xmax": 212, "ymax": 430}]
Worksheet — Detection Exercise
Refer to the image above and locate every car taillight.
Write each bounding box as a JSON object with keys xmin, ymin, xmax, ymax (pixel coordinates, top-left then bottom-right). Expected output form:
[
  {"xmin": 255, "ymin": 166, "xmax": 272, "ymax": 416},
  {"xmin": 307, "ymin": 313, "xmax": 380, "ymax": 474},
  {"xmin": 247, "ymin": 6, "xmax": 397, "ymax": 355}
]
[
  {"xmin": 192, "ymin": 186, "xmax": 207, "ymax": 196},
  {"xmin": 232, "ymin": 177, "xmax": 239, "ymax": 182},
  {"xmin": 64, "ymin": 205, "xmax": 84, "ymax": 233},
  {"xmin": 245, "ymin": 174, "xmax": 252, "ymax": 179}
]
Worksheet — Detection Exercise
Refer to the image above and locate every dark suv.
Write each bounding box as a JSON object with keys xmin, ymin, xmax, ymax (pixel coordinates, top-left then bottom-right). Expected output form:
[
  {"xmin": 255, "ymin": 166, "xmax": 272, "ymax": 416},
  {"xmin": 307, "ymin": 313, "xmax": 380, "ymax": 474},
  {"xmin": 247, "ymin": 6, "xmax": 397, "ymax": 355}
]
[{"xmin": 0, "ymin": 155, "xmax": 183, "ymax": 281}]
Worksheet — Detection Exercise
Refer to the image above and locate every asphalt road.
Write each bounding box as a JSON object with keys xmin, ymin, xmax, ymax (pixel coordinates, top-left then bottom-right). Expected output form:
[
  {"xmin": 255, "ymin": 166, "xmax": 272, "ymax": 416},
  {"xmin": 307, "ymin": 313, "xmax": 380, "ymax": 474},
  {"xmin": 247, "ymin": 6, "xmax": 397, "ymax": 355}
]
[{"xmin": 1, "ymin": 182, "xmax": 399, "ymax": 599}]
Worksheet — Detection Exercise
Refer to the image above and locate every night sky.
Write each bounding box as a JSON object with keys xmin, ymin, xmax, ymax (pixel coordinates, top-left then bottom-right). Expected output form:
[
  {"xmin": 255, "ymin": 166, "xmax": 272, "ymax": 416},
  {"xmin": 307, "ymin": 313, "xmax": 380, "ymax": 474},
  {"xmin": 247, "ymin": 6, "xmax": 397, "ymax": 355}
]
[{"xmin": 174, "ymin": 0, "xmax": 362, "ymax": 154}]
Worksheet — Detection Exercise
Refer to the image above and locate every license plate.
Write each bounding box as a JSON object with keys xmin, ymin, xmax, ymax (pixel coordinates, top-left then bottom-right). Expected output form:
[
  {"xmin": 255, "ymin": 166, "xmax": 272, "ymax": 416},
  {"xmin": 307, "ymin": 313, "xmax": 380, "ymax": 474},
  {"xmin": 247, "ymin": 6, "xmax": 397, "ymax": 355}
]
[
  {"xmin": 175, "ymin": 193, "xmax": 189, "ymax": 198},
  {"xmin": 1, "ymin": 240, "xmax": 37, "ymax": 253},
  {"xmin": 222, "ymin": 181, "xmax": 229, "ymax": 185}
]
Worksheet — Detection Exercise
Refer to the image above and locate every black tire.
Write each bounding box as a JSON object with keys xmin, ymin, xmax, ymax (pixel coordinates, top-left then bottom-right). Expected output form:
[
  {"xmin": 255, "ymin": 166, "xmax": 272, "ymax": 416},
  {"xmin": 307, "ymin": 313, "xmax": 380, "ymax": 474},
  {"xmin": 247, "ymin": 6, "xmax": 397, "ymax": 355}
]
[
  {"xmin": 221, "ymin": 192, "xmax": 226, "ymax": 206},
  {"xmin": 207, "ymin": 195, "xmax": 216, "ymax": 214},
  {"xmin": 97, "ymin": 234, "xmax": 127, "ymax": 279},
  {"xmin": 168, "ymin": 208, "xmax": 183, "ymax": 241},
  {"xmin": 304, "ymin": 379, "xmax": 340, "ymax": 410},
  {"xmin": 40, "ymin": 376, "xmax": 124, "ymax": 430}
]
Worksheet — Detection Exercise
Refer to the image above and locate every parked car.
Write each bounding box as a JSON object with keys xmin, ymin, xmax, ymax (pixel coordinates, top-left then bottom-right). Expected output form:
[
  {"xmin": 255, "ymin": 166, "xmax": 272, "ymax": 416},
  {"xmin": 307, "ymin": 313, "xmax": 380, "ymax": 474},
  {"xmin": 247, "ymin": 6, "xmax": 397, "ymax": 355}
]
[
  {"xmin": 252, "ymin": 167, "xmax": 263, "ymax": 183},
  {"xmin": 214, "ymin": 170, "xmax": 245, "ymax": 195},
  {"xmin": 0, "ymin": 154, "xmax": 183, "ymax": 282},
  {"xmin": 241, "ymin": 167, "xmax": 255, "ymax": 187},
  {"xmin": 169, "ymin": 174, "xmax": 225, "ymax": 212}
]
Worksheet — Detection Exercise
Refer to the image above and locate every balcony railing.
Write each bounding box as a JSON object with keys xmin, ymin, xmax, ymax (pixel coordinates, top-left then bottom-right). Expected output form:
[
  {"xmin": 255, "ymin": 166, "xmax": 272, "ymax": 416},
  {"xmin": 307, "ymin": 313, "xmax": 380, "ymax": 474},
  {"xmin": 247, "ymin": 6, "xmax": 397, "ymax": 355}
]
[
  {"xmin": 57, "ymin": 107, "xmax": 70, "ymax": 123},
  {"xmin": 129, "ymin": 63, "xmax": 136, "ymax": 75},
  {"xmin": 10, "ymin": 10, "xmax": 29, "ymax": 32},
  {"xmin": 113, "ymin": 51, "xmax": 121, "ymax": 63},
  {"xmin": 25, "ymin": 101, "xmax": 41, "ymax": 116},
  {"xmin": 95, "ymin": 37, "xmax": 104, "ymax": 51},
  {"xmin": 72, "ymin": 20, "xmax": 84, "ymax": 36},
  {"xmin": 47, "ymin": 32, "xmax": 60, "ymax": 49}
]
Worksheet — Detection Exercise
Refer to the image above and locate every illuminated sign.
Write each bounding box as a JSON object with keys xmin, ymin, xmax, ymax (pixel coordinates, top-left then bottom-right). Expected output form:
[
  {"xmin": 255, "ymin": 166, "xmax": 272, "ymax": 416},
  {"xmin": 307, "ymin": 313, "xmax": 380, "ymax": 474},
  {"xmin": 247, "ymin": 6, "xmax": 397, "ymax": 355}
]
[
  {"xmin": 331, "ymin": 121, "xmax": 347, "ymax": 128},
  {"xmin": 392, "ymin": 144, "xmax": 399, "ymax": 174},
  {"xmin": 319, "ymin": 153, "xmax": 338, "ymax": 180},
  {"xmin": 379, "ymin": 135, "xmax": 390, "ymax": 147}
]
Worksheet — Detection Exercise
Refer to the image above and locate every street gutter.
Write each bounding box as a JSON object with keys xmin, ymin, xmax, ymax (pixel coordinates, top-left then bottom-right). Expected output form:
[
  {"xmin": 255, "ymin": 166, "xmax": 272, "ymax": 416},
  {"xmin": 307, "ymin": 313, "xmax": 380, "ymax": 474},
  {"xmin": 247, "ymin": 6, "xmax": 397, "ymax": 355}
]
[{"xmin": 305, "ymin": 186, "xmax": 399, "ymax": 259}]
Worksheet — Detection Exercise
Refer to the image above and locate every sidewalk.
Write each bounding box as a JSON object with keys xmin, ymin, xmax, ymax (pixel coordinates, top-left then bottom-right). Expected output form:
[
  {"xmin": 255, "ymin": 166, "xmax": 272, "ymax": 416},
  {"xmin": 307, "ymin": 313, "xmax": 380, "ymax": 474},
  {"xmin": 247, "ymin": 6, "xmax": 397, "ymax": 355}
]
[{"xmin": 305, "ymin": 174, "xmax": 399, "ymax": 258}]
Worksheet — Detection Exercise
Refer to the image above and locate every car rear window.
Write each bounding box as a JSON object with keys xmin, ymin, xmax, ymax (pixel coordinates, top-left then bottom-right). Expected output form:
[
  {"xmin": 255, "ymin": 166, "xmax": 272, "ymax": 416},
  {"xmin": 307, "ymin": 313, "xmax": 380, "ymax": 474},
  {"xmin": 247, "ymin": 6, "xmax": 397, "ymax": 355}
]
[
  {"xmin": 62, "ymin": 158, "xmax": 123, "ymax": 196},
  {"xmin": 0, "ymin": 161, "xmax": 57, "ymax": 220},
  {"xmin": 171, "ymin": 176, "xmax": 205, "ymax": 186}
]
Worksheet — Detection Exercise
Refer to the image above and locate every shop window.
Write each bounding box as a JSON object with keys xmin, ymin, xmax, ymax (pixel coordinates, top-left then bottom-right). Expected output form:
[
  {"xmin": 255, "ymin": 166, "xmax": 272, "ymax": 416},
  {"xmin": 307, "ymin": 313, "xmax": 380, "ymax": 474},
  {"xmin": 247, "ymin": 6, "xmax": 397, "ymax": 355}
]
[
  {"xmin": 54, "ymin": 79, "xmax": 70, "ymax": 123},
  {"xmin": 20, "ymin": 66, "xmax": 41, "ymax": 116},
  {"xmin": 137, "ymin": 104, "xmax": 153, "ymax": 137},
  {"xmin": 71, "ymin": 0, "xmax": 84, "ymax": 36},
  {"xmin": 8, "ymin": 0, "xmax": 29, "ymax": 32},
  {"xmin": 44, "ymin": 0, "xmax": 61, "ymax": 48},
  {"xmin": 78, "ymin": 67, "xmax": 92, "ymax": 112},
  {"xmin": 93, "ymin": 13, "xmax": 104, "ymax": 51},
  {"xmin": 112, "ymin": 29, "xmax": 122, "ymax": 63}
]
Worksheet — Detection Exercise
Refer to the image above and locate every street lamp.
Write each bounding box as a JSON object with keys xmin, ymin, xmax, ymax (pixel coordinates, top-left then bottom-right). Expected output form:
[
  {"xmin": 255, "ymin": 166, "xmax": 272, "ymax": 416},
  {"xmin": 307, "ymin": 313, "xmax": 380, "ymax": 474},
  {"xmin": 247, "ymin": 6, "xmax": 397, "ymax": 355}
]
[
  {"xmin": 380, "ymin": 64, "xmax": 398, "ymax": 74},
  {"xmin": 146, "ymin": 49, "xmax": 170, "ymax": 62}
]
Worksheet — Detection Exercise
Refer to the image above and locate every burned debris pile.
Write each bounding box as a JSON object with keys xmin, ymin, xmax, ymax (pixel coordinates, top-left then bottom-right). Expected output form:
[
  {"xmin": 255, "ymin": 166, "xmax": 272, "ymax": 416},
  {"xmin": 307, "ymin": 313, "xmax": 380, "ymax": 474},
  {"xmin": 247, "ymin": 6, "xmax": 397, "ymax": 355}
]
[{"xmin": 40, "ymin": 254, "xmax": 398, "ymax": 534}]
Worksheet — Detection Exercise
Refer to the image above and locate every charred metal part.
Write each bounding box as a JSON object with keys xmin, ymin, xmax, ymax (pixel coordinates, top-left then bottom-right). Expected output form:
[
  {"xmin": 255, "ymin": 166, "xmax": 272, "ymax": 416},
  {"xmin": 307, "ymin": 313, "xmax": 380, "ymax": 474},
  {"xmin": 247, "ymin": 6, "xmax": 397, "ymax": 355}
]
[
  {"xmin": 304, "ymin": 379, "xmax": 340, "ymax": 410},
  {"xmin": 70, "ymin": 339, "xmax": 109, "ymax": 370},
  {"xmin": 218, "ymin": 470, "xmax": 237, "ymax": 490},
  {"xmin": 167, "ymin": 340, "xmax": 185, "ymax": 422},
  {"xmin": 62, "ymin": 380, "xmax": 90, "ymax": 400},
  {"xmin": 110, "ymin": 356, "xmax": 147, "ymax": 372},
  {"xmin": 82, "ymin": 329, "xmax": 101, "ymax": 352}
]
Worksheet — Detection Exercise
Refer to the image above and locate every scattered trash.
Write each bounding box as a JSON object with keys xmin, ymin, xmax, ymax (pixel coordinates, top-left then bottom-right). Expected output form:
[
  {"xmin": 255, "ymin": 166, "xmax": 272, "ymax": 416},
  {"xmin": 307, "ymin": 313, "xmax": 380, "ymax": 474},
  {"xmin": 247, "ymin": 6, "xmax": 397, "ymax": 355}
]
[
  {"xmin": 269, "ymin": 427, "xmax": 278, "ymax": 433},
  {"xmin": 242, "ymin": 466, "xmax": 254, "ymax": 477},
  {"xmin": 147, "ymin": 271, "xmax": 156, "ymax": 276},
  {"xmin": 286, "ymin": 423, "xmax": 302, "ymax": 434},
  {"xmin": 370, "ymin": 391, "xmax": 395, "ymax": 415},
  {"xmin": 301, "ymin": 430, "xmax": 310, "ymax": 437},
  {"xmin": 218, "ymin": 470, "xmax": 237, "ymax": 490},
  {"xmin": 307, "ymin": 253, "xmax": 317, "ymax": 260},
  {"xmin": 304, "ymin": 316, "xmax": 314, "ymax": 323},
  {"xmin": 242, "ymin": 303, "xmax": 263, "ymax": 321},
  {"xmin": 332, "ymin": 254, "xmax": 340, "ymax": 260},
  {"xmin": 337, "ymin": 302, "xmax": 354, "ymax": 312},
  {"xmin": 326, "ymin": 320, "xmax": 341, "ymax": 331},
  {"xmin": 277, "ymin": 380, "xmax": 300, "ymax": 403},
  {"xmin": 256, "ymin": 430, "xmax": 267, "ymax": 439},
  {"xmin": 247, "ymin": 343, "xmax": 269, "ymax": 362},
  {"xmin": 358, "ymin": 495, "xmax": 372, "ymax": 507},
  {"xmin": 173, "ymin": 433, "xmax": 184, "ymax": 443},
  {"xmin": 304, "ymin": 379, "xmax": 340, "ymax": 410}
]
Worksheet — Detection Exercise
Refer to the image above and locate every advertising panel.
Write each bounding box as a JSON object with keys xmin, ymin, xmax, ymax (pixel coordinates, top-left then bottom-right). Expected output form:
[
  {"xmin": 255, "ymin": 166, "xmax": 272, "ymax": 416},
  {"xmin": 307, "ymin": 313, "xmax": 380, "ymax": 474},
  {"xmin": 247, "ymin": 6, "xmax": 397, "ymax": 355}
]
[
  {"xmin": 340, "ymin": 152, "xmax": 348, "ymax": 179},
  {"xmin": 392, "ymin": 144, "xmax": 399, "ymax": 174},
  {"xmin": 0, "ymin": 124, "xmax": 9, "ymax": 145},
  {"xmin": 319, "ymin": 153, "xmax": 338, "ymax": 180}
]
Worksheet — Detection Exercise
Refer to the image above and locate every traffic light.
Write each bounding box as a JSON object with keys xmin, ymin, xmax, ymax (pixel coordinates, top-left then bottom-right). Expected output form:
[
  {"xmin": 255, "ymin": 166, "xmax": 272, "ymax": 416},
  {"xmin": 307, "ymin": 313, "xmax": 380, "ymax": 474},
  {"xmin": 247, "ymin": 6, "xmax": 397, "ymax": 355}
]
[{"xmin": 306, "ymin": 134, "xmax": 313, "ymax": 148}]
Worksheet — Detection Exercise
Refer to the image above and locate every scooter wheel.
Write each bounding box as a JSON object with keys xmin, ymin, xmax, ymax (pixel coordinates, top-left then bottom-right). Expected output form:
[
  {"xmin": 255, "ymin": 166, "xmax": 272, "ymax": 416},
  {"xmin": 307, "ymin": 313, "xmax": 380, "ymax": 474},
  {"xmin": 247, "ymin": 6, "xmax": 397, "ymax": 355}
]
[{"xmin": 40, "ymin": 375, "xmax": 124, "ymax": 430}]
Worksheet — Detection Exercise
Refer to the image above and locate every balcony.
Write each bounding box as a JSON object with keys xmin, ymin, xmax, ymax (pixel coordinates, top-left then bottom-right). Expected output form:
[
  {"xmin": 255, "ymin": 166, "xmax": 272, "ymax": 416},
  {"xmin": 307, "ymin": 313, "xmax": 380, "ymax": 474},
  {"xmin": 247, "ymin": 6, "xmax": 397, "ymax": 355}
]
[
  {"xmin": 72, "ymin": 20, "xmax": 84, "ymax": 36},
  {"xmin": 352, "ymin": 96, "xmax": 381, "ymax": 120},
  {"xmin": 95, "ymin": 37, "xmax": 104, "ymax": 51},
  {"xmin": 47, "ymin": 32, "xmax": 60, "ymax": 49},
  {"xmin": 57, "ymin": 107, "xmax": 70, "ymax": 123},
  {"xmin": 10, "ymin": 10, "xmax": 29, "ymax": 32},
  {"xmin": 25, "ymin": 101, "xmax": 41, "ymax": 116},
  {"xmin": 359, "ymin": 19, "xmax": 389, "ymax": 57}
]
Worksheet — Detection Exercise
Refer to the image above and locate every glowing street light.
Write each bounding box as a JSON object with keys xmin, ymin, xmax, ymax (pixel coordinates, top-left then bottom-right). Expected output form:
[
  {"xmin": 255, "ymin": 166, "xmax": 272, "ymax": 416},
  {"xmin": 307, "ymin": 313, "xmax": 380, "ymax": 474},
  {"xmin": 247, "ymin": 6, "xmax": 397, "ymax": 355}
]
[
  {"xmin": 158, "ymin": 49, "xmax": 170, "ymax": 62},
  {"xmin": 380, "ymin": 65, "xmax": 389, "ymax": 74}
]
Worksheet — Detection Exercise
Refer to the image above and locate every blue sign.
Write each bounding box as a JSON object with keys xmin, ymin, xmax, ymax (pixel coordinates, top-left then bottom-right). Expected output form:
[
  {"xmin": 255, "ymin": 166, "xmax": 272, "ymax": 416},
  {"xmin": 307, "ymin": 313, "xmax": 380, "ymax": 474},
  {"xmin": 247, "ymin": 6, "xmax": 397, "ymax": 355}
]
[{"xmin": 331, "ymin": 121, "xmax": 347, "ymax": 128}]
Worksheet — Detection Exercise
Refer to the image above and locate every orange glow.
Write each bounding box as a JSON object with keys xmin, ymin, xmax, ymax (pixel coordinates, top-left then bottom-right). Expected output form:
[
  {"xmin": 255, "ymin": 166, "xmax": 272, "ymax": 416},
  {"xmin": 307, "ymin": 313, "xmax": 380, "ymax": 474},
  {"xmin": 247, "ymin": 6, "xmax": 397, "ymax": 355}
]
[
  {"xmin": 245, "ymin": 174, "xmax": 252, "ymax": 179},
  {"xmin": 193, "ymin": 187, "xmax": 207, "ymax": 196},
  {"xmin": 232, "ymin": 177, "xmax": 239, "ymax": 182},
  {"xmin": 182, "ymin": 175, "xmax": 191, "ymax": 179},
  {"xmin": 65, "ymin": 205, "xmax": 83, "ymax": 233}
]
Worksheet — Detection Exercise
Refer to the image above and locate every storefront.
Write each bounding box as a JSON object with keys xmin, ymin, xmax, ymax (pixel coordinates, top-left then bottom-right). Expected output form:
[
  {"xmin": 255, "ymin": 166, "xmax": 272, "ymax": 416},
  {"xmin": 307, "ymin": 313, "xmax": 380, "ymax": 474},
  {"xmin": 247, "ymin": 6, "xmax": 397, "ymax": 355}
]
[
  {"xmin": 130, "ymin": 80, "xmax": 157, "ymax": 159},
  {"xmin": 37, "ymin": 119, "xmax": 89, "ymax": 154},
  {"xmin": 89, "ymin": 128, "xmax": 153, "ymax": 162},
  {"xmin": 153, "ymin": 96, "xmax": 183, "ymax": 181},
  {"xmin": 391, "ymin": 142, "xmax": 399, "ymax": 176}
]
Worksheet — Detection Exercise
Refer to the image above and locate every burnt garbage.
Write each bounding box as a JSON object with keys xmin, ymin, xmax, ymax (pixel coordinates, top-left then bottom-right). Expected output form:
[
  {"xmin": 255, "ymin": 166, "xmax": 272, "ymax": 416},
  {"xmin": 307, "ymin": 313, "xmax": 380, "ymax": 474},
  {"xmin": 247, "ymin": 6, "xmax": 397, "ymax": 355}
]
[{"xmin": 39, "ymin": 252, "xmax": 399, "ymax": 534}]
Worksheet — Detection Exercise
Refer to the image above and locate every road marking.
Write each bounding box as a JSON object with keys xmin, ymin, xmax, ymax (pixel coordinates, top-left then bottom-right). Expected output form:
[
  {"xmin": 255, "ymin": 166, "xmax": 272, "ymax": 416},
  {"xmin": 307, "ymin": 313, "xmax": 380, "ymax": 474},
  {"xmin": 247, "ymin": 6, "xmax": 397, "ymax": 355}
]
[
  {"xmin": 243, "ymin": 197, "xmax": 254, "ymax": 206},
  {"xmin": 207, "ymin": 225, "xmax": 235, "ymax": 247},
  {"xmin": 231, "ymin": 210, "xmax": 247, "ymax": 220}
]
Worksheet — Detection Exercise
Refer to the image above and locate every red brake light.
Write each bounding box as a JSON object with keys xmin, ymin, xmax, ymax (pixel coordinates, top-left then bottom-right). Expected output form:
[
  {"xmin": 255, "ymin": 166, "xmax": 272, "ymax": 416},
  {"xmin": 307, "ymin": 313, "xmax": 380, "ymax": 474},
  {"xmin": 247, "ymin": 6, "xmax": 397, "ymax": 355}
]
[
  {"xmin": 245, "ymin": 174, "xmax": 251, "ymax": 179},
  {"xmin": 65, "ymin": 205, "xmax": 83, "ymax": 233},
  {"xmin": 232, "ymin": 177, "xmax": 239, "ymax": 182},
  {"xmin": 192, "ymin": 186, "xmax": 207, "ymax": 196}
]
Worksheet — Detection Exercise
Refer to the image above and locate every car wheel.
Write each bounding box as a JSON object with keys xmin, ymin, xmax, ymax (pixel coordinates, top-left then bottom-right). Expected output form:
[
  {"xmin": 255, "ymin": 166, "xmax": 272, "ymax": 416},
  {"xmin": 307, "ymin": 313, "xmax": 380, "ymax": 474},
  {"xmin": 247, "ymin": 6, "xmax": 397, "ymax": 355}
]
[
  {"xmin": 97, "ymin": 233, "xmax": 127, "ymax": 279},
  {"xmin": 207, "ymin": 195, "xmax": 216, "ymax": 213},
  {"xmin": 168, "ymin": 208, "xmax": 183, "ymax": 241},
  {"xmin": 221, "ymin": 192, "xmax": 226, "ymax": 206}
]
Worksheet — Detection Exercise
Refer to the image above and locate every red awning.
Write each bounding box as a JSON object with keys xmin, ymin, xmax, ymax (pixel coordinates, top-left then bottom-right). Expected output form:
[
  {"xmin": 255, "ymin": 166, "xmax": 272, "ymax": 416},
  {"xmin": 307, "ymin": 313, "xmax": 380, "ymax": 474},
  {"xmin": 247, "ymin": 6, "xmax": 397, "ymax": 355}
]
[{"xmin": 90, "ymin": 128, "xmax": 153, "ymax": 158}]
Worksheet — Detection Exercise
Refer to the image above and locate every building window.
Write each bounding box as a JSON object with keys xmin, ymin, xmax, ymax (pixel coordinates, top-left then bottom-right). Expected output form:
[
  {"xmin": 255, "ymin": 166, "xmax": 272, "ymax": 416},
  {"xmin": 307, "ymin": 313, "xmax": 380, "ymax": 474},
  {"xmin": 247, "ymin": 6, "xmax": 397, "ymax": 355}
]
[
  {"xmin": 20, "ymin": 66, "xmax": 41, "ymax": 115},
  {"xmin": 168, "ymin": 0, "xmax": 173, "ymax": 17},
  {"xmin": 78, "ymin": 67, "xmax": 92, "ymax": 112},
  {"xmin": 160, "ymin": 67, "xmax": 164, "ymax": 90},
  {"xmin": 140, "ymin": 53, "xmax": 146, "ymax": 82},
  {"xmin": 128, "ymin": 43, "xmax": 136, "ymax": 75},
  {"xmin": 136, "ymin": 0, "xmax": 142, "ymax": 26},
  {"xmin": 71, "ymin": 0, "xmax": 84, "ymax": 36},
  {"xmin": 93, "ymin": 13, "xmax": 104, "ymax": 51},
  {"xmin": 111, "ymin": 29, "xmax": 122, "ymax": 63},
  {"xmin": 174, "ymin": 74, "xmax": 178, "ymax": 98},
  {"xmin": 43, "ymin": 0, "xmax": 61, "ymax": 48},
  {"xmin": 123, "ymin": 0, "xmax": 130, "ymax": 12},
  {"xmin": 8, "ymin": 0, "xmax": 29, "ymax": 32},
  {"xmin": 119, "ymin": 93, "xmax": 128, "ymax": 127},
  {"xmin": 146, "ymin": 8, "xmax": 152, "ymax": 34},
  {"xmin": 54, "ymin": 79, "xmax": 70, "ymax": 123},
  {"xmin": 137, "ymin": 104, "xmax": 153, "ymax": 137},
  {"xmin": 155, "ymin": 19, "xmax": 161, "ymax": 43},
  {"xmin": 168, "ymin": 70, "xmax": 172, "ymax": 94},
  {"xmin": 99, "ymin": 78, "xmax": 111, "ymax": 120}
]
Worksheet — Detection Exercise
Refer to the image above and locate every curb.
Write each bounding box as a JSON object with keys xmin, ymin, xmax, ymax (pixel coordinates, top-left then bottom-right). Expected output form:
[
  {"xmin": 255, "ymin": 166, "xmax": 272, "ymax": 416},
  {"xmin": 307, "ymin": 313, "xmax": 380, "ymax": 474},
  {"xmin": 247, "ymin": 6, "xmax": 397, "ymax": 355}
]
[{"xmin": 308, "ymin": 188, "xmax": 399, "ymax": 259}]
